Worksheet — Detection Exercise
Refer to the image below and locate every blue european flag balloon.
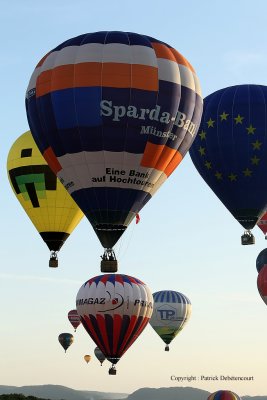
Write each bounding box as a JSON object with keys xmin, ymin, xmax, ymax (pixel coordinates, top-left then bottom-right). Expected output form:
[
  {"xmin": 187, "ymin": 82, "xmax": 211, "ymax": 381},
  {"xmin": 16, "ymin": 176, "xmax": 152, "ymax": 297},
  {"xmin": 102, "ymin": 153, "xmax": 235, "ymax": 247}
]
[{"xmin": 190, "ymin": 85, "xmax": 267, "ymax": 236}]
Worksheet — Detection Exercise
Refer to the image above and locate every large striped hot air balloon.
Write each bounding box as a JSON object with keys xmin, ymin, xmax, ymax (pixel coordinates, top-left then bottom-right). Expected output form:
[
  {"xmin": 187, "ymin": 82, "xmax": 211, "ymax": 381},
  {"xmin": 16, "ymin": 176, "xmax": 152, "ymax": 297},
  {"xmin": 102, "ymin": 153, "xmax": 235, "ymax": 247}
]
[
  {"xmin": 149, "ymin": 290, "xmax": 191, "ymax": 351},
  {"xmin": 7, "ymin": 131, "xmax": 83, "ymax": 267},
  {"xmin": 25, "ymin": 31, "xmax": 203, "ymax": 272},
  {"xmin": 76, "ymin": 274, "xmax": 153, "ymax": 375},
  {"xmin": 207, "ymin": 390, "xmax": 241, "ymax": 400},
  {"xmin": 190, "ymin": 85, "xmax": 267, "ymax": 245}
]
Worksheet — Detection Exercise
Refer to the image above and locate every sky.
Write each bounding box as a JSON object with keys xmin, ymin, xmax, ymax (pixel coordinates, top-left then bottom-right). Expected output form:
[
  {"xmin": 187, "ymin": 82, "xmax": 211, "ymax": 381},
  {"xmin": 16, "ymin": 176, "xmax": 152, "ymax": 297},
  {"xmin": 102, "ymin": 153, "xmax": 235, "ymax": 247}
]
[{"xmin": 1, "ymin": 0, "xmax": 267, "ymax": 397}]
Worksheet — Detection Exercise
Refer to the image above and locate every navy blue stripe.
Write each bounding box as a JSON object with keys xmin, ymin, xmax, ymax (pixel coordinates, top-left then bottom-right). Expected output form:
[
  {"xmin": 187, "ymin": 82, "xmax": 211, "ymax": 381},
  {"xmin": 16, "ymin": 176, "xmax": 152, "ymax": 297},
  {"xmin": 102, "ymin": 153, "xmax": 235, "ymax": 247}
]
[
  {"xmin": 153, "ymin": 290, "xmax": 191, "ymax": 304},
  {"xmin": 51, "ymin": 31, "xmax": 156, "ymax": 51},
  {"xmin": 72, "ymin": 187, "xmax": 151, "ymax": 216}
]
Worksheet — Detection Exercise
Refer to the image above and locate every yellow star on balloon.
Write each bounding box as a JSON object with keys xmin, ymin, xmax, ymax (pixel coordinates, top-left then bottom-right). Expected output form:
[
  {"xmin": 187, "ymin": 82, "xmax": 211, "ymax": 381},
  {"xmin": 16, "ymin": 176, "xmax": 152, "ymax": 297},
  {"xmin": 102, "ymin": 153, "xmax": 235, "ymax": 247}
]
[
  {"xmin": 251, "ymin": 155, "xmax": 260, "ymax": 165},
  {"xmin": 228, "ymin": 173, "xmax": 237, "ymax": 181},
  {"xmin": 207, "ymin": 118, "xmax": 215, "ymax": 128},
  {"xmin": 234, "ymin": 114, "xmax": 244, "ymax": 124},
  {"xmin": 246, "ymin": 124, "xmax": 256, "ymax": 135},
  {"xmin": 243, "ymin": 168, "xmax": 252, "ymax": 177},
  {"xmin": 252, "ymin": 140, "xmax": 262, "ymax": 150},
  {"xmin": 220, "ymin": 112, "xmax": 229, "ymax": 121},
  {"xmin": 199, "ymin": 130, "xmax": 206, "ymax": 140},
  {"xmin": 198, "ymin": 146, "xmax": 206, "ymax": 156},
  {"xmin": 205, "ymin": 161, "xmax": 212, "ymax": 169},
  {"xmin": 215, "ymin": 171, "xmax": 223, "ymax": 180}
]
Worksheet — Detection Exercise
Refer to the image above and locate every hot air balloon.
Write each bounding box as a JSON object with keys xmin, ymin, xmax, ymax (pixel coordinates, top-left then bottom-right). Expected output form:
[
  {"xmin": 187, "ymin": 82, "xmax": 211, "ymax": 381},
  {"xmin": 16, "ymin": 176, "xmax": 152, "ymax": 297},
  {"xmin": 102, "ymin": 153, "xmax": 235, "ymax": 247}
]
[
  {"xmin": 149, "ymin": 290, "xmax": 191, "ymax": 351},
  {"xmin": 190, "ymin": 85, "xmax": 267, "ymax": 245},
  {"xmin": 257, "ymin": 211, "xmax": 267, "ymax": 238},
  {"xmin": 207, "ymin": 390, "xmax": 241, "ymax": 400},
  {"xmin": 84, "ymin": 354, "xmax": 91, "ymax": 364},
  {"xmin": 76, "ymin": 274, "xmax": 153, "ymax": 375},
  {"xmin": 68, "ymin": 309, "xmax": 81, "ymax": 331},
  {"xmin": 94, "ymin": 346, "xmax": 106, "ymax": 366},
  {"xmin": 256, "ymin": 248, "xmax": 267, "ymax": 273},
  {"xmin": 26, "ymin": 30, "xmax": 203, "ymax": 272},
  {"xmin": 7, "ymin": 131, "xmax": 83, "ymax": 267},
  {"xmin": 58, "ymin": 333, "xmax": 74, "ymax": 353},
  {"xmin": 257, "ymin": 264, "xmax": 267, "ymax": 305}
]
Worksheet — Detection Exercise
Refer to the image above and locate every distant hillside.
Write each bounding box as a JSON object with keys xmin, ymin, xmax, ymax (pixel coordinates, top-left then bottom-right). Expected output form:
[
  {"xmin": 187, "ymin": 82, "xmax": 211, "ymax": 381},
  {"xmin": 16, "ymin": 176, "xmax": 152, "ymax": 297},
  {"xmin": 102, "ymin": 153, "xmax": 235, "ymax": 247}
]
[
  {"xmin": 0, "ymin": 395, "xmax": 50, "ymax": 400},
  {"xmin": 127, "ymin": 387, "xmax": 210, "ymax": 400},
  {"xmin": 0, "ymin": 386, "xmax": 127, "ymax": 400},
  {"xmin": 0, "ymin": 385, "xmax": 267, "ymax": 400}
]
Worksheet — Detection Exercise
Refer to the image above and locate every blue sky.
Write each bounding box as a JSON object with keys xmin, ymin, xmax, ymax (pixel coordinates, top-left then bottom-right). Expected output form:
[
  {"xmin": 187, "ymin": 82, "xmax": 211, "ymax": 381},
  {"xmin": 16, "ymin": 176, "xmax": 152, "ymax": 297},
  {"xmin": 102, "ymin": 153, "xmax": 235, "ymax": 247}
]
[{"xmin": 1, "ymin": 0, "xmax": 267, "ymax": 397}]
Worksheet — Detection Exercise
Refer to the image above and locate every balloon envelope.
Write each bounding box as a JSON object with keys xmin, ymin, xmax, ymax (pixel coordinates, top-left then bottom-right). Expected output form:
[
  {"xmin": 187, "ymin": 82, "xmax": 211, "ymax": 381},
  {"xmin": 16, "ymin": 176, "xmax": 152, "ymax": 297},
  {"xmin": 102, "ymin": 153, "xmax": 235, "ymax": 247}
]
[
  {"xmin": 94, "ymin": 346, "xmax": 106, "ymax": 365},
  {"xmin": 58, "ymin": 333, "xmax": 74, "ymax": 352},
  {"xmin": 256, "ymin": 248, "xmax": 267, "ymax": 273},
  {"xmin": 257, "ymin": 212, "xmax": 267, "ymax": 236},
  {"xmin": 76, "ymin": 274, "xmax": 153, "ymax": 366},
  {"xmin": 190, "ymin": 85, "xmax": 267, "ymax": 231},
  {"xmin": 257, "ymin": 265, "xmax": 267, "ymax": 305},
  {"xmin": 68, "ymin": 309, "xmax": 81, "ymax": 331},
  {"xmin": 7, "ymin": 131, "xmax": 83, "ymax": 254},
  {"xmin": 207, "ymin": 390, "xmax": 241, "ymax": 400},
  {"xmin": 84, "ymin": 354, "xmax": 91, "ymax": 364},
  {"xmin": 26, "ymin": 31, "xmax": 203, "ymax": 250},
  {"xmin": 149, "ymin": 290, "xmax": 191, "ymax": 349}
]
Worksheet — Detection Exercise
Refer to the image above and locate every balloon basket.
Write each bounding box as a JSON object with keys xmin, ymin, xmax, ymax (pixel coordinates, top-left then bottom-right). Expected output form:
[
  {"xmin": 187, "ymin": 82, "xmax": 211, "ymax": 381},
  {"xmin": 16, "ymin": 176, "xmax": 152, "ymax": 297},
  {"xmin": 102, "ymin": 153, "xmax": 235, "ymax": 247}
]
[
  {"xmin": 109, "ymin": 366, "xmax": 117, "ymax": 375},
  {"xmin": 241, "ymin": 231, "xmax": 255, "ymax": 245},
  {"xmin": 165, "ymin": 345, "xmax": 170, "ymax": 351},
  {"xmin": 101, "ymin": 260, "xmax": 118, "ymax": 273},
  {"xmin": 101, "ymin": 249, "xmax": 118, "ymax": 272},
  {"xmin": 49, "ymin": 257, "xmax": 58, "ymax": 268}
]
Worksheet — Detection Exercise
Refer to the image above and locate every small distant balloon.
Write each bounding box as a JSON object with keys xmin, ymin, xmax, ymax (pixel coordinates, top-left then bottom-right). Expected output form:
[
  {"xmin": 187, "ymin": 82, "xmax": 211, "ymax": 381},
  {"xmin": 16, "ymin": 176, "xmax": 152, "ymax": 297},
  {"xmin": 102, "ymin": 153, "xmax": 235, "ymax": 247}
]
[
  {"xmin": 207, "ymin": 390, "xmax": 241, "ymax": 400},
  {"xmin": 58, "ymin": 333, "xmax": 74, "ymax": 353},
  {"xmin": 84, "ymin": 355, "xmax": 91, "ymax": 364},
  {"xmin": 68, "ymin": 309, "xmax": 81, "ymax": 331},
  {"xmin": 94, "ymin": 346, "xmax": 106, "ymax": 366}
]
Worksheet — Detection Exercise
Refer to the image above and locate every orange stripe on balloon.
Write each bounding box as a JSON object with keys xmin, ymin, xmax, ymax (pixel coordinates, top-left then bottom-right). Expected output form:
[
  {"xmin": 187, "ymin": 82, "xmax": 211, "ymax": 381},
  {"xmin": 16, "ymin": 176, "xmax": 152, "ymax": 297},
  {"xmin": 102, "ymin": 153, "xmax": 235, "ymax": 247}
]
[
  {"xmin": 171, "ymin": 48, "xmax": 195, "ymax": 73},
  {"xmin": 43, "ymin": 147, "xmax": 62, "ymax": 174},
  {"xmin": 151, "ymin": 43, "xmax": 177, "ymax": 62},
  {"xmin": 151, "ymin": 43, "xmax": 195, "ymax": 73},
  {"xmin": 141, "ymin": 142, "xmax": 180, "ymax": 173},
  {"xmin": 164, "ymin": 151, "xmax": 183, "ymax": 177},
  {"xmin": 36, "ymin": 63, "xmax": 159, "ymax": 97},
  {"xmin": 141, "ymin": 142, "xmax": 165, "ymax": 169}
]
